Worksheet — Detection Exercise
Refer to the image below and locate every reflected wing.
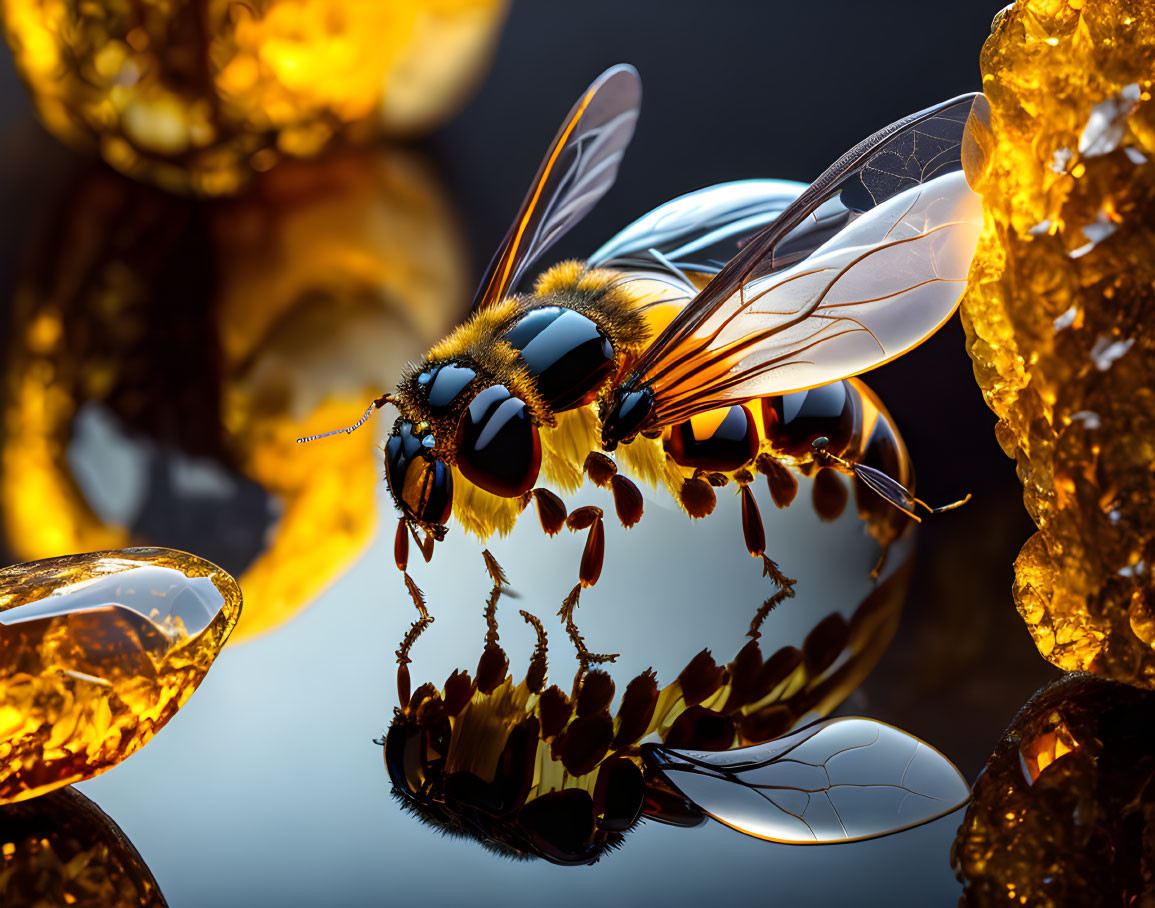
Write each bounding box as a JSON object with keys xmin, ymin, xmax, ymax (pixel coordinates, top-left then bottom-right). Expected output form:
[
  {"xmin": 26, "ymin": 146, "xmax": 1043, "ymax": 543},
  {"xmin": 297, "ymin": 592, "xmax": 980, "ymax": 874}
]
[
  {"xmin": 470, "ymin": 64, "xmax": 642, "ymax": 312},
  {"xmin": 588, "ymin": 180, "xmax": 807, "ymax": 277},
  {"xmin": 642, "ymin": 717, "xmax": 971, "ymax": 844},
  {"xmin": 619, "ymin": 94, "xmax": 984, "ymax": 433}
]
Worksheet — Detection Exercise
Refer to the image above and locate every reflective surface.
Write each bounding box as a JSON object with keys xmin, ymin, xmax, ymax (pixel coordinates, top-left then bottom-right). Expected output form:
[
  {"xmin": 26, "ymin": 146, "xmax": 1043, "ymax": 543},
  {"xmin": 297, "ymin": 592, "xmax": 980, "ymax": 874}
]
[
  {"xmin": 0, "ymin": 1, "xmax": 1063, "ymax": 905},
  {"xmin": 0, "ymin": 786, "xmax": 167, "ymax": 906}
]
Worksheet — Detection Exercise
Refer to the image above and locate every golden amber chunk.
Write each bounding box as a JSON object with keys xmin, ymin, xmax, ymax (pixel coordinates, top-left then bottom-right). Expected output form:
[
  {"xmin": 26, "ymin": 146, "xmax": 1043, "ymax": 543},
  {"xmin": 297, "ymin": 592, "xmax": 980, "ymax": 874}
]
[
  {"xmin": 0, "ymin": 548, "xmax": 241, "ymax": 804},
  {"xmin": 961, "ymin": 0, "xmax": 1155, "ymax": 684},
  {"xmin": 953, "ymin": 674, "xmax": 1155, "ymax": 906},
  {"xmin": 0, "ymin": 786, "xmax": 167, "ymax": 907},
  {"xmin": 0, "ymin": 0, "xmax": 508, "ymax": 194}
]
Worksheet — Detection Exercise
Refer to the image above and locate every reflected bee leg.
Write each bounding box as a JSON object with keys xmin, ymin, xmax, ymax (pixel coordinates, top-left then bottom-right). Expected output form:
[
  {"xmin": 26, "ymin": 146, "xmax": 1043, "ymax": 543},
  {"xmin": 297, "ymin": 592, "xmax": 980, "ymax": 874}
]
[
  {"xmin": 583, "ymin": 453, "xmax": 644, "ymax": 529},
  {"xmin": 480, "ymin": 549, "xmax": 509, "ymax": 646},
  {"xmin": 566, "ymin": 505, "xmax": 606, "ymax": 588},
  {"xmin": 395, "ymin": 573, "xmax": 434, "ymax": 708},
  {"xmin": 747, "ymin": 570, "xmax": 796, "ymax": 640},
  {"xmin": 559, "ymin": 584, "xmax": 618, "ymax": 678},
  {"xmin": 520, "ymin": 609, "xmax": 549, "ymax": 694},
  {"xmin": 869, "ymin": 544, "xmax": 891, "ymax": 581}
]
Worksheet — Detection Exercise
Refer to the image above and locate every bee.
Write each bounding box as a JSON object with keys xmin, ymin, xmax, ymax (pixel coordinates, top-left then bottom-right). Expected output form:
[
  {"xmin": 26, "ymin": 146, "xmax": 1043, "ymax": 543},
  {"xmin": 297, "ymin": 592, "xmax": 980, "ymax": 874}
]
[
  {"xmin": 383, "ymin": 547, "xmax": 969, "ymax": 865},
  {"xmin": 302, "ymin": 64, "xmax": 984, "ymax": 599}
]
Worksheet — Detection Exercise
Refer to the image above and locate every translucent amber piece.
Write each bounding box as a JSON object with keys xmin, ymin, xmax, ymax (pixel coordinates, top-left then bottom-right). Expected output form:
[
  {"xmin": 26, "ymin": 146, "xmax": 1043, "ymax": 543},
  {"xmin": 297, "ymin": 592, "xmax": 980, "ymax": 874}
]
[
  {"xmin": 961, "ymin": 1, "xmax": 1155, "ymax": 684},
  {"xmin": 0, "ymin": 548, "xmax": 241, "ymax": 804},
  {"xmin": 0, "ymin": 151, "xmax": 464, "ymax": 642},
  {"xmin": 0, "ymin": 786, "xmax": 166, "ymax": 906},
  {"xmin": 0, "ymin": 0, "xmax": 508, "ymax": 194},
  {"xmin": 953, "ymin": 674, "xmax": 1155, "ymax": 906}
]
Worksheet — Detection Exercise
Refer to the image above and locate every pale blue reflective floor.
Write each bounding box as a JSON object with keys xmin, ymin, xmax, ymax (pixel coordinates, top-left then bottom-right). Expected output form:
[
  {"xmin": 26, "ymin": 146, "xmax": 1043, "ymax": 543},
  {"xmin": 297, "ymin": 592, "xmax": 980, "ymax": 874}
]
[{"xmin": 77, "ymin": 474, "xmax": 966, "ymax": 906}]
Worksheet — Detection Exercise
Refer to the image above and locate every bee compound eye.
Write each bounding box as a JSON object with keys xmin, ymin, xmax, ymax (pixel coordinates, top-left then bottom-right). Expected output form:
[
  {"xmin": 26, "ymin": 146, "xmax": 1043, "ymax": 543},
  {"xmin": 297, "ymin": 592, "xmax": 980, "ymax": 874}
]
[
  {"xmin": 385, "ymin": 422, "xmax": 453, "ymax": 525},
  {"xmin": 456, "ymin": 385, "xmax": 541, "ymax": 498}
]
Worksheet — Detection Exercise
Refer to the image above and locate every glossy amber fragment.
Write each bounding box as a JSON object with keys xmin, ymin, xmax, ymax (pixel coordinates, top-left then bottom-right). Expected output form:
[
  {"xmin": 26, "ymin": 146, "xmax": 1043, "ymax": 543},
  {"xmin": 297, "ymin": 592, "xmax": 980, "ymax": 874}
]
[
  {"xmin": 961, "ymin": 1, "xmax": 1155, "ymax": 684},
  {"xmin": 0, "ymin": 548, "xmax": 241, "ymax": 804},
  {"xmin": 0, "ymin": 786, "xmax": 167, "ymax": 906},
  {"xmin": 1, "ymin": 0, "xmax": 508, "ymax": 194},
  {"xmin": 953, "ymin": 674, "xmax": 1155, "ymax": 906}
]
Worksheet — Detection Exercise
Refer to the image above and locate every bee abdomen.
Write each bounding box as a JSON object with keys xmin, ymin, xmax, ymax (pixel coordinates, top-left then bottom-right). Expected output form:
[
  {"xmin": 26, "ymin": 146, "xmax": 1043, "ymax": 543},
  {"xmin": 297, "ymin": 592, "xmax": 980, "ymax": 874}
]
[{"xmin": 502, "ymin": 305, "xmax": 615, "ymax": 412}]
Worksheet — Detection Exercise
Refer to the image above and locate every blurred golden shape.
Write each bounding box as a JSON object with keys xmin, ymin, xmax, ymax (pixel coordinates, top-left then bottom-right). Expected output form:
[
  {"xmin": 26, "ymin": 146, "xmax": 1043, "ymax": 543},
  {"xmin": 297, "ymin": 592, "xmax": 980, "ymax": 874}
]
[
  {"xmin": 1, "ymin": 149, "xmax": 465, "ymax": 642},
  {"xmin": 953, "ymin": 673, "xmax": 1155, "ymax": 906},
  {"xmin": 1, "ymin": 0, "xmax": 508, "ymax": 194},
  {"xmin": 961, "ymin": 1, "xmax": 1155, "ymax": 684},
  {"xmin": 0, "ymin": 786, "xmax": 166, "ymax": 907},
  {"xmin": 0, "ymin": 547, "xmax": 240, "ymax": 805}
]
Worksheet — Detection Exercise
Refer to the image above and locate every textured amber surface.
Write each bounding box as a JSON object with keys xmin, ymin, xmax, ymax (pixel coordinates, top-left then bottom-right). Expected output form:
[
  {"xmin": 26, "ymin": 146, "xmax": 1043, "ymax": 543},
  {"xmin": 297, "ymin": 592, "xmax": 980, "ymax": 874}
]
[
  {"xmin": 1, "ymin": 0, "xmax": 507, "ymax": 194},
  {"xmin": 961, "ymin": 1, "xmax": 1155, "ymax": 684},
  {"xmin": 953, "ymin": 673, "xmax": 1155, "ymax": 906},
  {"xmin": 0, "ymin": 785, "xmax": 166, "ymax": 906},
  {"xmin": 0, "ymin": 547, "xmax": 241, "ymax": 804},
  {"xmin": 1, "ymin": 152, "xmax": 464, "ymax": 641}
]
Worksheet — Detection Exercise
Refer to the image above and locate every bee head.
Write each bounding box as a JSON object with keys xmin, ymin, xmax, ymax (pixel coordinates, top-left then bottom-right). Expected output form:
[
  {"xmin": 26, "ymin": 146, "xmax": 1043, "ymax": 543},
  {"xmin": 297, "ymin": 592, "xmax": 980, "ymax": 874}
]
[{"xmin": 384, "ymin": 417, "xmax": 453, "ymax": 530}]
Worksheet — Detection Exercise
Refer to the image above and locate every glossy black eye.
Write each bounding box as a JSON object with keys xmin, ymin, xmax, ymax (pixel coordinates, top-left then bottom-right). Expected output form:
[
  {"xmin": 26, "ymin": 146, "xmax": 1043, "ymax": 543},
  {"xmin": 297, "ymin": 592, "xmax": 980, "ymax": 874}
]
[
  {"xmin": 456, "ymin": 385, "xmax": 541, "ymax": 498},
  {"xmin": 385, "ymin": 421, "xmax": 453, "ymax": 526},
  {"xmin": 763, "ymin": 381, "xmax": 861, "ymax": 459},
  {"xmin": 502, "ymin": 307, "xmax": 615, "ymax": 411},
  {"xmin": 417, "ymin": 363, "xmax": 477, "ymax": 415}
]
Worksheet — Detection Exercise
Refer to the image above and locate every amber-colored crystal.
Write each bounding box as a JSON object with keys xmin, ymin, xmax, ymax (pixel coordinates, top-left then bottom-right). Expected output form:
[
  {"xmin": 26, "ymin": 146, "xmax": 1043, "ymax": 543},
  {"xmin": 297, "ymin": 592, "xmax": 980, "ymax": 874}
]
[
  {"xmin": 961, "ymin": 1, "xmax": 1155, "ymax": 684},
  {"xmin": 1, "ymin": 152, "xmax": 464, "ymax": 642},
  {"xmin": 953, "ymin": 673, "xmax": 1155, "ymax": 906},
  {"xmin": 0, "ymin": 786, "xmax": 167, "ymax": 906},
  {"xmin": 1, "ymin": 0, "xmax": 508, "ymax": 194},
  {"xmin": 0, "ymin": 547, "xmax": 241, "ymax": 804}
]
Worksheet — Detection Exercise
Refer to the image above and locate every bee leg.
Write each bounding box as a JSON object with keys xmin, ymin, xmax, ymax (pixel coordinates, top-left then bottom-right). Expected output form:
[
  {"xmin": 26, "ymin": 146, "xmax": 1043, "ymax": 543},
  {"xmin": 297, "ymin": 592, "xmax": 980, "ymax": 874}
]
[
  {"xmin": 520, "ymin": 609, "xmax": 549, "ymax": 694},
  {"xmin": 679, "ymin": 471, "xmax": 717, "ymax": 518},
  {"xmin": 405, "ymin": 520, "xmax": 436, "ymax": 562},
  {"xmin": 480, "ymin": 549, "xmax": 508, "ymax": 646},
  {"xmin": 747, "ymin": 570, "xmax": 797, "ymax": 640},
  {"xmin": 394, "ymin": 519, "xmax": 409, "ymax": 572},
  {"xmin": 531, "ymin": 488, "xmax": 568, "ymax": 536},
  {"xmin": 736, "ymin": 469, "xmax": 766, "ymax": 559},
  {"xmin": 395, "ymin": 572, "xmax": 434, "ymax": 708},
  {"xmin": 755, "ymin": 453, "xmax": 799, "ymax": 508},
  {"xmin": 559, "ymin": 583, "xmax": 618, "ymax": 673},
  {"xmin": 566, "ymin": 505, "xmax": 605, "ymax": 587},
  {"xmin": 584, "ymin": 452, "xmax": 644, "ymax": 529}
]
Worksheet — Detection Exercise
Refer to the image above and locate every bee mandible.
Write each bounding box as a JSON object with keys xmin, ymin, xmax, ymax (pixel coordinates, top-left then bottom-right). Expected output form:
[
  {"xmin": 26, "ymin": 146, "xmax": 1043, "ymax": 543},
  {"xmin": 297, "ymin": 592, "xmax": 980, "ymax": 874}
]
[{"xmin": 301, "ymin": 64, "xmax": 985, "ymax": 597}]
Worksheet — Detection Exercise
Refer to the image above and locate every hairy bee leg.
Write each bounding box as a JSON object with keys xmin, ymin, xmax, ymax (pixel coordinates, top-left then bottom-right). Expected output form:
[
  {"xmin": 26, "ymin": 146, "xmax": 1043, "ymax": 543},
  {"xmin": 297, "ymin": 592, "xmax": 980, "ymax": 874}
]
[
  {"xmin": 395, "ymin": 572, "xmax": 434, "ymax": 708},
  {"xmin": 566, "ymin": 505, "xmax": 605, "ymax": 587},
  {"xmin": 559, "ymin": 583, "xmax": 618, "ymax": 675},
  {"xmin": 584, "ymin": 452, "xmax": 644, "ymax": 529},
  {"xmin": 520, "ymin": 609, "xmax": 549, "ymax": 694}
]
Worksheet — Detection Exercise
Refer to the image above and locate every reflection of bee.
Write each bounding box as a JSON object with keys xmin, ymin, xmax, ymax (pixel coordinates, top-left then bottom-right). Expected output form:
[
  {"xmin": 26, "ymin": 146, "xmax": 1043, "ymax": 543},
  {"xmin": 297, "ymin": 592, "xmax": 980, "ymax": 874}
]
[
  {"xmin": 304, "ymin": 65, "xmax": 982, "ymax": 596},
  {"xmin": 383, "ymin": 545, "xmax": 966, "ymax": 865}
]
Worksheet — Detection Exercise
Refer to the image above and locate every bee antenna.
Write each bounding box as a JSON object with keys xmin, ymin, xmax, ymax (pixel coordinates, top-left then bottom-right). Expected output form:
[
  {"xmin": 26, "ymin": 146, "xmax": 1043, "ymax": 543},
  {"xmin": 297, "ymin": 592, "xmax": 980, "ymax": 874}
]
[{"xmin": 296, "ymin": 394, "xmax": 396, "ymax": 444}]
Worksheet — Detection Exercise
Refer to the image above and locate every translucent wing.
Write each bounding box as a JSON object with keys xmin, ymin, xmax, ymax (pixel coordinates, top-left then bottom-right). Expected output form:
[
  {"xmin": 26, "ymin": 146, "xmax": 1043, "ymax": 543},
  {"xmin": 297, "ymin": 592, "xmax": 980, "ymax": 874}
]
[
  {"xmin": 470, "ymin": 64, "xmax": 642, "ymax": 312},
  {"xmin": 588, "ymin": 179, "xmax": 807, "ymax": 277},
  {"xmin": 642, "ymin": 716, "xmax": 971, "ymax": 844},
  {"xmin": 617, "ymin": 94, "xmax": 985, "ymax": 433}
]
